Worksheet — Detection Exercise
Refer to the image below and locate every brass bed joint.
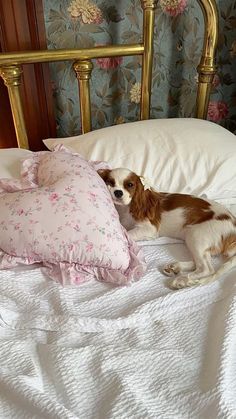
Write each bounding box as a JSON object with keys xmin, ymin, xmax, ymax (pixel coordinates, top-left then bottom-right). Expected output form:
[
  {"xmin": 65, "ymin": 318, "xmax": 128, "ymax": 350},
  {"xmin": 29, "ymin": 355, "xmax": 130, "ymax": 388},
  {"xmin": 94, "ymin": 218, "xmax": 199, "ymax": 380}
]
[
  {"xmin": 73, "ymin": 60, "xmax": 93, "ymax": 134},
  {"xmin": 141, "ymin": 0, "xmax": 158, "ymax": 9},
  {"xmin": 0, "ymin": 0, "xmax": 219, "ymax": 149},
  {"xmin": 0, "ymin": 65, "xmax": 29, "ymax": 149},
  {"xmin": 140, "ymin": 0, "xmax": 158, "ymax": 120},
  {"xmin": 196, "ymin": 0, "xmax": 218, "ymax": 119}
]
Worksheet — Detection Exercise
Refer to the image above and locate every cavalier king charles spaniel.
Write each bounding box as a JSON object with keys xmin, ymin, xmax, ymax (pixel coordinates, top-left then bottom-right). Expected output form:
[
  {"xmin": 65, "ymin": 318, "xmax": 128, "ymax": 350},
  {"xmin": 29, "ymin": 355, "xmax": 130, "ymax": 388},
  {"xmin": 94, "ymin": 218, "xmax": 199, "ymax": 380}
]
[{"xmin": 98, "ymin": 168, "xmax": 236, "ymax": 289}]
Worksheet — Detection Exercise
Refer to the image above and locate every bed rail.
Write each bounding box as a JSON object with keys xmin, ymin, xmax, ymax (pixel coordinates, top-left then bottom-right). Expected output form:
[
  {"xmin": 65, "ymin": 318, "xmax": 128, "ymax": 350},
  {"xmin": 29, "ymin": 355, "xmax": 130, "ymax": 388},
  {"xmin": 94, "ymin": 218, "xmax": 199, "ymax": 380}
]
[
  {"xmin": 196, "ymin": 0, "xmax": 219, "ymax": 119},
  {"xmin": 0, "ymin": 0, "xmax": 218, "ymax": 149}
]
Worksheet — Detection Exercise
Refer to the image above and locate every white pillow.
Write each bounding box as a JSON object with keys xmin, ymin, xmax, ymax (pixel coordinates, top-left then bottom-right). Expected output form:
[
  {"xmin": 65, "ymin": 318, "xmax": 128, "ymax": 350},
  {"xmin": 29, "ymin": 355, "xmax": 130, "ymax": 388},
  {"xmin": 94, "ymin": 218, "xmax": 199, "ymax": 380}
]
[
  {"xmin": 44, "ymin": 118, "xmax": 236, "ymax": 201},
  {"xmin": 0, "ymin": 148, "xmax": 32, "ymax": 179}
]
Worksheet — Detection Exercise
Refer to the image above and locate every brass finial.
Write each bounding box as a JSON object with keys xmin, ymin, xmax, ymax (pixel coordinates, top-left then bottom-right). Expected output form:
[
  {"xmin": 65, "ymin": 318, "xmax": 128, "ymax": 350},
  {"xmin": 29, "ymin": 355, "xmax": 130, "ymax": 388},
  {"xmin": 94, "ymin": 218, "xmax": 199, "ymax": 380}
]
[
  {"xmin": 0, "ymin": 64, "xmax": 28, "ymax": 149},
  {"xmin": 141, "ymin": 0, "xmax": 158, "ymax": 10},
  {"xmin": 0, "ymin": 65, "xmax": 23, "ymax": 86},
  {"xmin": 73, "ymin": 60, "xmax": 93, "ymax": 81}
]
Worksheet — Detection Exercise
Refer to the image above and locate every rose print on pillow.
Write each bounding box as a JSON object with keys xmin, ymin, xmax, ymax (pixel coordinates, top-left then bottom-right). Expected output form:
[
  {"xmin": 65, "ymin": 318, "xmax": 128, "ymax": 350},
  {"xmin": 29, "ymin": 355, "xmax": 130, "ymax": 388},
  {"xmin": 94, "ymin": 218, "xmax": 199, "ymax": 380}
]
[{"xmin": 0, "ymin": 148, "xmax": 146, "ymax": 285}]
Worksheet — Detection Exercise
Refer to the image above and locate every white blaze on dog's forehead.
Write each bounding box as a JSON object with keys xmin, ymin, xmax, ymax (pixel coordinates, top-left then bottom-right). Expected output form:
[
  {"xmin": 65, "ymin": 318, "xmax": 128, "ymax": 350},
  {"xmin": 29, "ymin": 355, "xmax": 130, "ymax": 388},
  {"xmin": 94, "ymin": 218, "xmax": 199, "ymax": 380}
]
[
  {"xmin": 107, "ymin": 168, "xmax": 133, "ymax": 205},
  {"xmin": 110, "ymin": 168, "xmax": 132, "ymax": 188}
]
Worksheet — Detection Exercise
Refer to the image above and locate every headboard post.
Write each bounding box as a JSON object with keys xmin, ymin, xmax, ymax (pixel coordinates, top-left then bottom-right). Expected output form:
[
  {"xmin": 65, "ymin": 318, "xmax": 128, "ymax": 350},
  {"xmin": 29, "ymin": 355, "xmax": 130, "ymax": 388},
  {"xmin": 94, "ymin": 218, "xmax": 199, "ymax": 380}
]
[
  {"xmin": 0, "ymin": 65, "xmax": 29, "ymax": 149},
  {"xmin": 140, "ymin": 0, "xmax": 157, "ymax": 120},
  {"xmin": 196, "ymin": 0, "xmax": 218, "ymax": 119},
  {"xmin": 73, "ymin": 60, "xmax": 93, "ymax": 134}
]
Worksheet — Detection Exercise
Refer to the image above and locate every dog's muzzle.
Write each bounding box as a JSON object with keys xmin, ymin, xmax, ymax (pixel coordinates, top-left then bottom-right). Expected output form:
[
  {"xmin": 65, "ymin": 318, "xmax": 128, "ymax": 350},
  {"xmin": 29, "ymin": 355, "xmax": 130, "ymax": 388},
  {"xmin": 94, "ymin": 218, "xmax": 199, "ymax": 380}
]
[{"xmin": 114, "ymin": 190, "xmax": 123, "ymax": 199}]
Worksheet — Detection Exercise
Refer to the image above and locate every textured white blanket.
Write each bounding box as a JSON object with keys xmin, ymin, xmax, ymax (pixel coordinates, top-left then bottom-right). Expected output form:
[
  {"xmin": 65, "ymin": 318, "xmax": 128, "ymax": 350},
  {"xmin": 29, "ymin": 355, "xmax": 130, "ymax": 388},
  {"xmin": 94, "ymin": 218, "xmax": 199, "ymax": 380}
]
[{"xmin": 0, "ymin": 239, "xmax": 236, "ymax": 418}]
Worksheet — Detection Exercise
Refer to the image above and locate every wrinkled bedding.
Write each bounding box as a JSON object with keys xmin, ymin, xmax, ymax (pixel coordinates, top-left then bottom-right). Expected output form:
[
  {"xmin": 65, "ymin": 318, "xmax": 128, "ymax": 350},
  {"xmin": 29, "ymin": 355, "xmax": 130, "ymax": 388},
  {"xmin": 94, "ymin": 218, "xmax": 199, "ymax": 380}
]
[{"xmin": 0, "ymin": 205, "xmax": 236, "ymax": 419}]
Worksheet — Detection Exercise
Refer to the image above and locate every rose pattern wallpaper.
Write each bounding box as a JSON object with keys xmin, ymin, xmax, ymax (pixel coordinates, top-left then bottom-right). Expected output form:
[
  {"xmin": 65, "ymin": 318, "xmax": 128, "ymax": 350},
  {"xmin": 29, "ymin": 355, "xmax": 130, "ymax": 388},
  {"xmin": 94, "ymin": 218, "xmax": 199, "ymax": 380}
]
[{"xmin": 42, "ymin": 0, "xmax": 236, "ymax": 137}]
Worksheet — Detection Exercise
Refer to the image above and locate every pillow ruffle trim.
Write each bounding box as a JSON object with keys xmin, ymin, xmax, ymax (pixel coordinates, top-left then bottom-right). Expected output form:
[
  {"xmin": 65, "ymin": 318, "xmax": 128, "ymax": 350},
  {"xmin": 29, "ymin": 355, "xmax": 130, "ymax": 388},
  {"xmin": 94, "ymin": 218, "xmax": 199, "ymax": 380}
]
[
  {"xmin": 0, "ymin": 241, "xmax": 146, "ymax": 286},
  {"xmin": 0, "ymin": 151, "xmax": 47, "ymax": 193}
]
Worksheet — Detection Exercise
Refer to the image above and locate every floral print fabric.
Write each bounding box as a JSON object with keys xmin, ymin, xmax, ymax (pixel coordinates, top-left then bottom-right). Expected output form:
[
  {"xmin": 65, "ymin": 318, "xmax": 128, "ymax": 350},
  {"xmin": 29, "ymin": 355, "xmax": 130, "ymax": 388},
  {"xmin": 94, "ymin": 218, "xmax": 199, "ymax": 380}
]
[
  {"xmin": 0, "ymin": 148, "xmax": 146, "ymax": 285},
  {"xmin": 43, "ymin": 0, "xmax": 236, "ymax": 136}
]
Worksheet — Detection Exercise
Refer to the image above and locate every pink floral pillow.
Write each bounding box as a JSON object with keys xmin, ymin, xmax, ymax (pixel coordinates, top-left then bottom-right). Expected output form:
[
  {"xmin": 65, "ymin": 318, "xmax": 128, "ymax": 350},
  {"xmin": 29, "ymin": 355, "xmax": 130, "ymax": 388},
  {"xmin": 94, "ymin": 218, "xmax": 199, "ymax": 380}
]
[{"xmin": 0, "ymin": 147, "xmax": 146, "ymax": 285}]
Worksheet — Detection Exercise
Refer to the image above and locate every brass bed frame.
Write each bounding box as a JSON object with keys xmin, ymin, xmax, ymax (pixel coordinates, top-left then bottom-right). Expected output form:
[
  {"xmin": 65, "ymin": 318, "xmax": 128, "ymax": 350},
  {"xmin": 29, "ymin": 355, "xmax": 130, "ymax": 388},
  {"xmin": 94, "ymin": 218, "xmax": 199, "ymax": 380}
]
[{"xmin": 0, "ymin": 0, "xmax": 218, "ymax": 150}]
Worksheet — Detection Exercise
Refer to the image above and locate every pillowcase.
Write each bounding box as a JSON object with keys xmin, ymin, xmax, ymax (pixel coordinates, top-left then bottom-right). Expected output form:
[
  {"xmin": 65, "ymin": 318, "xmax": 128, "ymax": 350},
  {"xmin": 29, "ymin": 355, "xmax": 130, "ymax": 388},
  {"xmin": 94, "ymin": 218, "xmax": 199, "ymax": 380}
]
[
  {"xmin": 0, "ymin": 148, "xmax": 32, "ymax": 178},
  {"xmin": 0, "ymin": 147, "xmax": 146, "ymax": 286},
  {"xmin": 44, "ymin": 118, "xmax": 236, "ymax": 202}
]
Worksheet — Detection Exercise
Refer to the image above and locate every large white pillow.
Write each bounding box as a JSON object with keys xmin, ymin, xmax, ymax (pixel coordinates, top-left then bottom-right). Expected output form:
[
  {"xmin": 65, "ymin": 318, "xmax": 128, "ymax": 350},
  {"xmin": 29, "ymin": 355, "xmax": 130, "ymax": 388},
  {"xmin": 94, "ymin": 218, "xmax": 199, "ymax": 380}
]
[
  {"xmin": 44, "ymin": 118, "xmax": 236, "ymax": 201},
  {"xmin": 0, "ymin": 148, "xmax": 32, "ymax": 178}
]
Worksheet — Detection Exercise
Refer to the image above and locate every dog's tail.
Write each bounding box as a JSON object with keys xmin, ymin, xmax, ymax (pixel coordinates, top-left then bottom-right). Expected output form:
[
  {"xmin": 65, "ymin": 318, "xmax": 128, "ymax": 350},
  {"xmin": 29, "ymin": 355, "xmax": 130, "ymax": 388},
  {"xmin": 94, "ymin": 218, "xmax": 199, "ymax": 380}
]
[{"xmin": 200, "ymin": 255, "xmax": 236, "ymax": 285}]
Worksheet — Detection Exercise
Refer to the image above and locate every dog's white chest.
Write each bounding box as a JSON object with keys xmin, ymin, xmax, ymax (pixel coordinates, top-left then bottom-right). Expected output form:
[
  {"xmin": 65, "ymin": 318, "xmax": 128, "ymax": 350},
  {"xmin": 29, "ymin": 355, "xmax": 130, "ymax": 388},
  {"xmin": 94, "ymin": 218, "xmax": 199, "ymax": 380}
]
[{"xmin": 115, "ymin": 205, "xmax": 136, "ymax": 231}]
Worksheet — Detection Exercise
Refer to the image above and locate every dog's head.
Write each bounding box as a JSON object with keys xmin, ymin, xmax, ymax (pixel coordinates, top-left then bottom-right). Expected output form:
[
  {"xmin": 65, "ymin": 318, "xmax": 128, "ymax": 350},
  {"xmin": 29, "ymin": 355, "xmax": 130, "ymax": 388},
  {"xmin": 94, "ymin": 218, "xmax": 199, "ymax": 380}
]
[{"xmin": 98, "ymin": 168, "xmax": 144, "ymax": 206}]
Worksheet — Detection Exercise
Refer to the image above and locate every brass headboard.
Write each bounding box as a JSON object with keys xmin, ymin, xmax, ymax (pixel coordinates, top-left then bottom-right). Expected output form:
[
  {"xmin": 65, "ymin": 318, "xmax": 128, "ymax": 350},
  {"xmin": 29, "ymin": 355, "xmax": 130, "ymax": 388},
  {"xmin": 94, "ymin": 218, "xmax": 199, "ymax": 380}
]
[{"xmin": 0, "ymin": 0, "xmax": 218, "ymax": 150}]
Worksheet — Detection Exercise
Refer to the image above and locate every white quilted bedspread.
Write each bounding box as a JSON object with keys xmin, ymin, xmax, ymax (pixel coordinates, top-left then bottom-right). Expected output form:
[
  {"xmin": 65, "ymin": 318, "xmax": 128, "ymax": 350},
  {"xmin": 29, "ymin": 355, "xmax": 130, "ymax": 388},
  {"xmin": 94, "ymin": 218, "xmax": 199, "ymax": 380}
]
[{"xmin": 1, "ymin": 237, "xmax": 236, "ymax": 418}]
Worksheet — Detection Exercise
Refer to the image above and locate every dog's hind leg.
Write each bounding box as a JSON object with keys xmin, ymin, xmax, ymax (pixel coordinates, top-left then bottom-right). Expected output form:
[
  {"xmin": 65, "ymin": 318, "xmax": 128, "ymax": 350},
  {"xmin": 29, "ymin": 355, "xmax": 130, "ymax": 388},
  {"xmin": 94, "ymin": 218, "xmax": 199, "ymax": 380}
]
[
  {"xmin": 171, "ymin": 229, "xmax": 215, "ymax": 289},
  {"xmin": 192, "ymin": 240, "xmax": 236, "ymax": 287},
  {"xmin": 171, "ymin": 251, "xmax": 214, "ymax": 289}
]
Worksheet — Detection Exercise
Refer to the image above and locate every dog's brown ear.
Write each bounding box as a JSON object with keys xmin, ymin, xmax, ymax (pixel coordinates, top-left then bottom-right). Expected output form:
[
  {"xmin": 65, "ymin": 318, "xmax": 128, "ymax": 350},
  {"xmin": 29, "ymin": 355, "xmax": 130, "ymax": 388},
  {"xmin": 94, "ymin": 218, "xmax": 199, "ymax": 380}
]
[{"xmin": 97, "ymin": 169, "xmax": 111, "ymax": 182}]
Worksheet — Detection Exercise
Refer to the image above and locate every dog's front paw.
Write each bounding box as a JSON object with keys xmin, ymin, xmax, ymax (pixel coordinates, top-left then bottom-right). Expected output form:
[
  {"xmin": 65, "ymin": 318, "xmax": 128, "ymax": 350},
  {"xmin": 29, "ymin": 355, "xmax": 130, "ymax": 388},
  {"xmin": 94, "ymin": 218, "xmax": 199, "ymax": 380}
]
[
  {"xmin": 163, "ymin": 262, "xmax": 180, "ymax": 277},
  {"xmin": 170, "ymin": 275, "xmax": 191, "ymax": 290}
]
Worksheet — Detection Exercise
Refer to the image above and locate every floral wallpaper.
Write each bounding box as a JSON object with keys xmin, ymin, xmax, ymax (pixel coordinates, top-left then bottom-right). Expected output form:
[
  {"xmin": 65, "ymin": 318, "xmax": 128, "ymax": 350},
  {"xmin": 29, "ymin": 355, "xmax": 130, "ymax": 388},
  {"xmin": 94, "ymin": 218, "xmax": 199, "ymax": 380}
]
[{"xmin": 42, "ymin": 0, "xmax": 236, "ymax": 137}]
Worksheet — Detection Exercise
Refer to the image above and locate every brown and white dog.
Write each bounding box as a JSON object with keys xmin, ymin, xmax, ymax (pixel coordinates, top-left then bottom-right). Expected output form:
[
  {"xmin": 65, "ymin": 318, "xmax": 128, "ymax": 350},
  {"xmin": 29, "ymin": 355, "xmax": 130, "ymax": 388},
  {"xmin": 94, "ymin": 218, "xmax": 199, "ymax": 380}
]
[{"xmin": 98, "ymin": 167, "xmax": 236, "ymax": 289}]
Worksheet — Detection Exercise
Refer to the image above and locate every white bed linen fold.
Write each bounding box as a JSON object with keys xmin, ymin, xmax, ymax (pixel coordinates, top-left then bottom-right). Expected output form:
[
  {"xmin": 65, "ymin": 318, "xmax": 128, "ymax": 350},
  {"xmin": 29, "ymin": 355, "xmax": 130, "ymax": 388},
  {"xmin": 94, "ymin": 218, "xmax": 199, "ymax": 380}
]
[{"xmin": 1, "ymin": 211, "xmax": 236, "ymax": 418}]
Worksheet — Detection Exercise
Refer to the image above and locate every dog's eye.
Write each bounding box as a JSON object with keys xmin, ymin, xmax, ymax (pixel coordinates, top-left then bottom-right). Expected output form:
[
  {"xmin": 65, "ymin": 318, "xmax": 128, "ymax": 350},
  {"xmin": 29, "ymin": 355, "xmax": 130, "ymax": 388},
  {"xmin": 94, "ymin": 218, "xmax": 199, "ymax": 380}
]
[{"xmin": 127, "ymin": 182, "xmax": 133, "ymax": 188}]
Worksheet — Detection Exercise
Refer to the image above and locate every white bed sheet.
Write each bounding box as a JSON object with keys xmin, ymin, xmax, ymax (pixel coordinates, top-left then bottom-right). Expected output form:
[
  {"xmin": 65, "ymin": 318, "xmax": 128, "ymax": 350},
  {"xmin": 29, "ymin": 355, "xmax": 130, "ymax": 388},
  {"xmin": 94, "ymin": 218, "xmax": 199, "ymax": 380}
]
[{"xmin": 0, "ymin": 205, "xmax": 236, "ymax": 419}]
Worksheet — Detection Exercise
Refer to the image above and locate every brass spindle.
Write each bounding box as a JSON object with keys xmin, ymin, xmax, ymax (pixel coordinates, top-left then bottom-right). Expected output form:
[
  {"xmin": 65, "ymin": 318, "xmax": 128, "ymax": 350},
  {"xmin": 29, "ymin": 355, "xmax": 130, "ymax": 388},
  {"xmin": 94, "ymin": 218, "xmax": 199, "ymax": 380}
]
[
  {"xmin": 196, "ymin": 0, "xmax": 218, "ymax": 119},
  {"xmin": 140, "ymin": 0, "xmax": 157, "ymax": 120},
  {"xmin": 0, "ymin": 65, "xmax": 29, "ymax": 149},
  {"xmin": 0, "ymin": 0, "xmax": 219, "ymax": 144},
  {"xmin": 73, "ymin": 60, "xmax": 93, "ymax": 134}
]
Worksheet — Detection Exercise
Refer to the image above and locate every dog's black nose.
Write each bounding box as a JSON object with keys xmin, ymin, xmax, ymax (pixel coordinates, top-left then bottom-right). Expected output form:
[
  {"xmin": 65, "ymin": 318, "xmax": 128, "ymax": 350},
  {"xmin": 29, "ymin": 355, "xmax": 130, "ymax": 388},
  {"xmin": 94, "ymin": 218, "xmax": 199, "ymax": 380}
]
[{"xmin": 114, "ymin": 190, "xmax": 123, "ymax": 199}]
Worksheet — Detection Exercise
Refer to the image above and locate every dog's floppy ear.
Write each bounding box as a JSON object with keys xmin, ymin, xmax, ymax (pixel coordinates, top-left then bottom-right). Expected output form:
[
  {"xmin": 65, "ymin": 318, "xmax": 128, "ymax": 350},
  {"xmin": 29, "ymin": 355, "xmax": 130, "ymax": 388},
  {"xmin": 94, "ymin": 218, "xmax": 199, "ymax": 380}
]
[{"xmin": 97, "ymin": 169, "xmax": 111, "ymax": 183}]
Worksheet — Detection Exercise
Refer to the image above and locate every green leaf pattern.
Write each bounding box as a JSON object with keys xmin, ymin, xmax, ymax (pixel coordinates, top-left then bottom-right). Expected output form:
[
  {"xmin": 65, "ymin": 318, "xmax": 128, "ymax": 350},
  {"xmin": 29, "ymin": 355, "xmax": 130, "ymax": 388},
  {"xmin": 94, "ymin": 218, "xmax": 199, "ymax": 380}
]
[{"xmin": 42, "ymin": 0, "xmax": 236, "ymax": 136}]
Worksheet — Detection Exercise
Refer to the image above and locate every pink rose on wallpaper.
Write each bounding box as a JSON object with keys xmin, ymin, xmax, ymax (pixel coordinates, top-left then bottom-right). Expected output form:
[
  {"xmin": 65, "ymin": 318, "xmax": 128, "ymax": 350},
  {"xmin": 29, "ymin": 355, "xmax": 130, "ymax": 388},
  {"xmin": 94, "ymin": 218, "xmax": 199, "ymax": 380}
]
[
  {"xmin": 160, "ymin": 0, "xmax": 187, "ymax": 17},
  {"xmin": 207, "ymin": 101, "xmax": 229, "ymax": 122},
  {"xmin": 96, "ymin": 56, "xmax": 123, "ymax": 69},
  {"xmin": 68, "ymin": 0, "xmax": 103, "ymax": 24}
]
